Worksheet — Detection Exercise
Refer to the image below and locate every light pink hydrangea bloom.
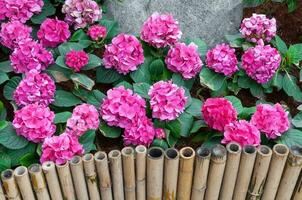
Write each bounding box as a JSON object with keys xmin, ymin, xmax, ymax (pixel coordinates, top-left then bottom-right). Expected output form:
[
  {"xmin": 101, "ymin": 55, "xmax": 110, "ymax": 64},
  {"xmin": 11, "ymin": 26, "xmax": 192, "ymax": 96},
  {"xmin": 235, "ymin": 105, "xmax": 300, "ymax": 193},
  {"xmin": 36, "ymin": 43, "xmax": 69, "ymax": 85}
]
[
  {"xmin": 12, "ymin": 104, "xmax": 56, "ymax": 143},
  {"xmin": 87, "ymin": 25, "xmax": 106, "ymax": 41},
  {"xmin": 148, "ymin": 81, "xmax": 187, "ymax": 121},
  {"xmin": 140, "ymin": 12, "xmax": 182, "ymax": 48},
  {"xmin": 100, "ymin": 86, "xmax": 146, "ymax": 129},
  {"xmin": 65, "ymin": 50, "xmax": 89, "ymax": 72},
  {"xmin": 222, "ymin": 120, "xmax": 261, "ymax": 147},
  {"xmin": 0, "ymin": 21, "xmax": 32, "ymax": 49},
  {"xmin": 62, "ymin": 0, "xmax": 101, "ymax": 29},
  {"xmin": 10, "ymin": 39, "xmax": 54, "ymax": 73},
  {"xmin": 155, "ymin": 128, "xmax": 166, "ymax": 139},
  {"xmin": 240, "ymin": 13, "xmax": 276, "ymax": 43},
  {"xmin": 202, "ymin": 97, "xmax": 237, "ymax": 132},
  {"xmin": 103, "ymin": 33, "xmax": 144, "ymax": 74},
  {"xmin": 165, "ymin": 42, "xmax": 202, "ymax": 79},
  {"xmin": 242, "ymin": 41, "xmax": 281, "ymax": 84},
  {"xmin": 251, "ymin": 103, "xmax": 289, "ymax": 139},
  {"xmin": 13, "ymin": 70, "xmax": 55, "ymax": 107},
  {"xmin": 40, "ymin": 133, "xmax": 84, "ymax": 164},
  {"xmin": 206, "ymin": 43, "xmax": 239, "ymax": 76},
  {"xmin": 66, "ymin": 103, "xmax": 100, "ymax": 137},
  {"xmin": 37, "ymin": 18, "xmax": 71, "ymax": 48}
]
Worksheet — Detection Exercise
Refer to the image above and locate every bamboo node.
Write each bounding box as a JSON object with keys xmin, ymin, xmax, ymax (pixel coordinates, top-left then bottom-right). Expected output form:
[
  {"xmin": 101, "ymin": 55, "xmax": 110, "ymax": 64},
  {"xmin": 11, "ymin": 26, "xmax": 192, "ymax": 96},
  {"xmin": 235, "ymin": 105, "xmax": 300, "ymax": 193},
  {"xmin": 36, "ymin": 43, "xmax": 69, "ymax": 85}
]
[
  {"xmin": 192, "ymin": 185, "xmax": 206, "ymax": 192},
  {"xmin": 247, "ymin": 190, "xmax": 261, "ymax": 197},
  {"xmin": 86, "ymin": 174, "xmax": 97, "ymax": 183},
  {"xmin": 124, "ymin": 186, "xmax": 136, "ymax": 192}
]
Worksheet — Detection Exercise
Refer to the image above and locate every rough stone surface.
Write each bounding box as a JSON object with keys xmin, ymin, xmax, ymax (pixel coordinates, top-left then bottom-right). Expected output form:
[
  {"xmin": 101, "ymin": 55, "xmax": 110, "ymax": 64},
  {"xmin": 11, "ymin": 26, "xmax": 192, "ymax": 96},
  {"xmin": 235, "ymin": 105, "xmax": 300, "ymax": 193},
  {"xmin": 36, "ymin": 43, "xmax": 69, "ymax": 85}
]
[{"xmin": 104, "ymin": 0, "xmax": 243, "ymax": 47}]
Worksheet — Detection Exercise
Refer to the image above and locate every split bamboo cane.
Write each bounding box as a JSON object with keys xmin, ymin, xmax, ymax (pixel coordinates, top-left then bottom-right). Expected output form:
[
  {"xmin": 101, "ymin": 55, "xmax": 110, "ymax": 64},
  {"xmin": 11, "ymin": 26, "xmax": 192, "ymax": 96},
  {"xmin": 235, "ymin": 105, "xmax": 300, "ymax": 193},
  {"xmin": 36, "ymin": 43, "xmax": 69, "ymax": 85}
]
[
  {"xmin": 83, "ymin": 154, "xmax": 101, "ymax": 200},
  {"xmin": 14, "ymin": 166, "xmax": 35, "ymax": 200},
  {"xmin": 219, "ymin": 142, "xmax": 242, "ymax": 200},
  {"xmin": 293, "ymin": 172, "xmax": 302, "ymax": 200},
  {"xmin": 163, "ymin": 148, "xmax": 179, "ymax": 200},
  {"xmin": 1, "ymin": 169, "xmax": 21, "ymax": 200},
  {"xmin": 28, "ymin": 164, "xmax": 50, "ymax": 200},
  {"xmin": 0, "ymin": 180, "xmax": 5, "ymax": 200},
  {"xmin": 276, "ymin": 145, "xmax": 302, "ymax": 200},
  {"xmin": 135, "ymin": 145, "xmax": 147, "ymax": 200},
  {"xmin": 191, "ymin": 147, "xmax": 211, "ymax": 200},
  {"xmin": 42, "ymin": 161, "xmax": 63, "ymax": 200},
  {"xmin": 108, "ymin": 150, "xmax": 124, "ymax": 200},
  {"xmin": 122, "ymin": 147, "xmax": 136, "ymax": 200},
  {"xmin": 56, "ymin": 161, "xmax": 76, "ymax": 200},
  {"xmin": 204, "ymin": 144, "xmax": 227, "ymax": 200}
]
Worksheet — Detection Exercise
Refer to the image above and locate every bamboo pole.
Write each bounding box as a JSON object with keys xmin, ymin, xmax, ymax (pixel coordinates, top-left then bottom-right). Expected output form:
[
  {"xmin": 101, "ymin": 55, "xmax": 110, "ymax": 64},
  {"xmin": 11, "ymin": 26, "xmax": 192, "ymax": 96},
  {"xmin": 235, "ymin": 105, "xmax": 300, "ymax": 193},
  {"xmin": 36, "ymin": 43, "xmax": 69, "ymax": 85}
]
[
  {"xmin": 14, "ymin": 166, "xmax": 35, "ymax": 200},
  {"xmin": 42, "ymin": 161, "xmax": 64, "ymax": 200},
  {"xmin": 275, "ymin": 145, "xmax": 302, "ymax": 200},
  {"xmin": 163, "ymin": 148, "xmax": 179, "ymax": 200},
  {"xmin": 219, "ymin": 142, "xmax": 242, "ymax": 200},
  {"xmin": 293, "ymin": 172, "xmax": 302, "ymax": 200},
  {"xmin": 247, "ymin": 145, "xmax": 272, "ymax": 200},
  {"xmin": 135, "ymin": 145, "xmax": 147, "ymax": 200},
  {"xmin": 69, "ymin": 156, "xmax": 89, "ymax": 200},
  {"xmin": 28, "ymin": 164, "xmax": 50, "ymax": 200},
  {"xmin": 191, "ymin": 147, "xmax": 211, "ymax": 200},
  {"xmin": 56, "ymin": 161, "xmax": 76, "ymax": 200},
  {"xmin": 122, "ymin": 147, "xmax": 136, "ymax": 200},
  {"xmin": 108, "ymin": 150, "xmax": 124, "ymax": 200},
  {"xmin": 94, "ymin": 151, "xmax": 113, "ymax": 200},
  {"xmin": 1, "ymin": 169, "xmax": 21, "ymax": 200},
  {"xmin": 83, "ymin": 153, "xmax": 101, "ymax": 200},
  {"xmin": 0, "ymin": 180, "xmax": 5, "ymax": 200},
  {"xmin": 233, "ymin": 145, "xmax": 257, "ymax": 200},
  {"xmin": 204, "ymin": 144, "xmax": 227, "ymax": 200},
  {"xmin": 147, "ymin": 147, "xmax": 164, "ymax": 200}
]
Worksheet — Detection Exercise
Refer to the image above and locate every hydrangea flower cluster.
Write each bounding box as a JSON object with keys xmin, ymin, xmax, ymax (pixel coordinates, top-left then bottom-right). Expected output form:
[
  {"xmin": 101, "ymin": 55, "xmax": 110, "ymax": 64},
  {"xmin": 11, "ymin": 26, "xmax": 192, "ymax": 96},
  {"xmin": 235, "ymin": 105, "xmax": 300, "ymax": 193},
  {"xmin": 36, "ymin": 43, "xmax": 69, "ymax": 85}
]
[
  {"xmin": 251, "ymin": 103, "xmax": 289, "ymax": 139},
  {"xmin": 87, "ymin": 25, "xmax": 107, "ymax": 41},
  {"xmin": 241, "ymin": 42, "xmax": 281, "ymax": 84},
  {"xmin": 103, "ymin": 33, "xmax": 144, "ymax": 74},
  {"xmin": 240, "ymin": 14, "xmax": 276, "ymax": 43},
  {"xmin": 37, "ymin": 18, "xmax": 71, "ymax": 48},
  {"xmin": 13, "ymin": 70, "xmax": 55, "ymax": 107},
  {"xmin": 165, "ymin": 42, "xmax": 203, "ymax": 79},
  {"xmin": 202, "ymin": 98, "xmax": 237, "ymax": 132},
  {"xmin": 206, "ymin": 43, "xmax": 239, "ymax": 76},
  {"xmin": 155, "ymin": 128, "xmax": 166, "ymax": 139},
  {"xmin": 62, "ymin": 0, "xmax": 101, "ymax": 29},
  {"xmin": 148, "ymin": 81, "xmax": 187, "ymax": 121},
  {"xmin": 141, "ymin": 12, "xmax": 182, "ymax": 48},
  {"xmin": 0, "ymin": 21, "xmax": 32, "ymax": 49},
  {"xmin": 12, "ymin": 104, "xmax": 56, "ymax": 143},
  {"xmin": 65, "ymin": 50, "xmax": 89, "ymax": 72}
]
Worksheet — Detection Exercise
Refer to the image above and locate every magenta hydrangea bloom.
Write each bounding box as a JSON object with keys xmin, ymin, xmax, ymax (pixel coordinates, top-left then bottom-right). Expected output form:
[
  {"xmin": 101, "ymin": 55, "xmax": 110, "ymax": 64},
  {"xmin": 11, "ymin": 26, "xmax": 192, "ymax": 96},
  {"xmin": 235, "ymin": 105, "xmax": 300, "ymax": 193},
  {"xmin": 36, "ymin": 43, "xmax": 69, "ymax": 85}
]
[
  {"xmin": 13, "ymin": 70, "xmax": 55, "ymax": 107},
  {"xmin": 37, "ymin": 18, "xmax": 71, "ymax": 48},
  {"xmin": 140, "ymin": 12, "xmax": 182, "ymax": 48},
  {"xmin": 206, "ymin": 43, "xmax": 239, "ymax": 76},
  {"xmin": 100, "ymin": 86, "xmax": 146, "ymax": 129},
  {"xmin": 65, "ymin": 50, "xmax": 89, "ymax": 72},
  {"xmin": 240, "ymin": 13, "xmax": 276, "ymax": 43},
  {"xmin": 202, "ymin": 97, "xmax": 237, "ymax": 132},
  {"xmin": 0, "ymin": 21, "xmax": 32, "ymax": 49},
  {"xmin": 87, "ymin": 25, "xmax": 106, "ymax": 41},
  {"xmin": 222, "ymin": 120, "xmax": 261, "ymax": 147},
  {"xmin": 155, "ymin": 128, "xmax": 166, "ymax": 139},
  {"xmin": 0, "ymin": 0, "xmax": 6, "ymax": 21},
  {"xmin": 40, "ymin": 133, "xmax": 84, "ymax": 164},
  {"xmin": 165, "ymin": 42, "xmax": 202, "ymax": 79},
  {"xmin": 10, "ymin": 39, "xmax": 54, "ymax": 73},
  {"xmin": 242, "ymin": 42, "xmax": 281, "ymax": 84},
  {"xmin": 66, "ymin": 104, "xmax": 100, "ymax": 137},
  {"xmin": 148, "ymin": 81, "xmax": 187, "ymax": 121},
  {"xmin": 62, "ymin": 0, "xmax": 101, "ymax": 29},
  {"xmin": 12, "ymin": 104, "xmax": 56, "ymax": 143},
  {"xmin": 103, "ymin": 33, "xmax": 144, "ymax": 74},
  {"xmin": 251, "ymin": 103, "xmax": 289, "ymax": 139}
]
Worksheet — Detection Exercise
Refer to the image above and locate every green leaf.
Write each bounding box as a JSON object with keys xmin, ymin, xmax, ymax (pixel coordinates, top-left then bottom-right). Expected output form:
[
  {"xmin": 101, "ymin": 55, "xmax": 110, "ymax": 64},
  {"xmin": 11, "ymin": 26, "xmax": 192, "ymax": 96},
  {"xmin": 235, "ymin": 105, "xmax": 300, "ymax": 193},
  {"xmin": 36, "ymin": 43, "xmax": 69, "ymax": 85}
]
[
  {"xmin": 225, "ymin": 34, "xmax": 245, "ymax": 48},
  {"xmin": 149, "ymin": 59, "xmax": 164, "ymax": 77},
  {"xmin": 82, "ymin": 54, "xmax": 102, "ymax": 70},
  {"xmin": 250, "ymin": 83, "xmax": 265, "ymax": 99},
  {"xmin": 70, "ymin": 73, "xmax": 95, "ymax": 90},
  {"xmin": 185, "ymin": 38, "xmax": 208, "ymax": 56},
  {"xmin": 52, "ymin": 90, "xmax": 82, "ymax": 107},
  {"xmin": 292, "ymin": 112, "xmax": 302, "ymax": 128},
  {"xmin": 0, "ymin": 122, "xmax": 28, "ymax": 149},
  {"xmin": 0, "ymin": 121, "xmax": 8, "ymax": 131},
  {"xmin": 99, "ymin": 122, "xmax": 122, "ymax": 138},
  {"xmin": 54, "ymin": 112, "xmax": 72, "ymax": 124},
  {"xmin": 287, "ymin": 44, "xmax": 302, "ymax": 65},
  {"xmin": 115, "ymin": 81, "xmax": 133, "ymax": 90},
  {"xmin": 96, "ymin": 66, "xmax": 123, "ymax": 84},
  {"xmin": 99, "ymin": 18, "xmax": 118, "ymax": 39},
  {"xmin": 225, "ymin": 96, "xmax": 243, "ymax": 114},
  {"xmin": 201, "ymin": 135, "xmax": 223, "ymax": 149},
  {"xmin": 6, "ymin": 143, "xmax": 36, "ymax": 167},
  {"xmin": 172, "ymin": 73, "xmax": 195, "ymax": 90},
  {"xmin": 283, "ymin": 73, "xmax": 302, "ymax": 102},
  {"xmin": 199, "ymin": 68, "xmax": 226, "ymax": 91},
  {"xmin": 20, "ymin": 153, "xmax": 39, "ymax": 167},
  {"xmin": 185, "ymin": 98, "xmax": 203, "ymax": 118},
  {"xmin": 0, "ymin": 72, "xmax": 9, "ymax": 85},
  {"xmin": 58, "ymin": 42, "xmax": 84, "ymax": 56},
  {"xmin": 166, "ymin": 112, "xmax": 194, "ymax": 138},
  {"xmin": 79, "ymin": 130, "xmax": 96, "ymax": 153},
  {"xmin": 151, "ymin": 139, "xmax": 169, "ymax": 149},
  {"xmin": 3, "ymin": 76, "xmax": 21, "ymax": 100},
  {"xmin": 0, "ymin": 152, "xmax": 11, "ymax": 172},
  {"xmin": 166, "ymin": 130, "xmax": 177, "ymax": 147},
  {"xmin": 73, "ymin": 89, "xmax": 105, "ymax": 107},
  {"xmin": 130, "ymin": 59, "xmax": 151, "ymax": 84},
  {"xmin": 277, "ymin": 129, "xmax": 302, "ymax": 147},
  {"xmin": 0, "ymin": 101, "xmax": 6, "ymax": 120},
  {"xmin": 190, "ymin": 120, "xmax": 207, "ymax": 134},
  {"xmin": 31, "ymin": 0, "xmax": 55, "ymax": 24},
  {"xmin": 297, "ymin": 105, "xmax": 302, "ymax": 111},
  {"xmin": 272, "ymin": 72, "xmax": 283, "ymax": 90},
  {"xmin": 55, "ymin": 56, "xmax": 69, "ymax": 69},
  {"xmin": 133, "ymin": 82, "xmax": 151, "ymax": 99},
  {"xmin": 0, "ymin": 60, "xmax": 13, "ymax": 73},
  {"xmin": 239, "ymin": 107, "xmax": 256, "ymax": 119},
  {"xmin": 274, "ymin": 35, "xmax": 288, "ymax": 55},
  {"xmin": 70, "ymin": 29, "xmax": 90, "ymax": 42},
  {"xmin": 287, "ymin": 0, "xmax": 297, "ymax": 12}
]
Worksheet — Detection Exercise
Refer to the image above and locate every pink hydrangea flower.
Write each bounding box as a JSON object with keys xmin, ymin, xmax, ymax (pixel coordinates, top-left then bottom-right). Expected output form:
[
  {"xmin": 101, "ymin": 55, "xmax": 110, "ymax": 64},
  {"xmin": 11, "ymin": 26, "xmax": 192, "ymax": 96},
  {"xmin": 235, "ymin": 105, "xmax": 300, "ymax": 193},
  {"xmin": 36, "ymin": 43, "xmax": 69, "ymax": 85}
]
[
  {"xmin": 0, "ymin": 21, "xmax": 32, "ymax": 49},
  {"xmin": 37, "ymin": 18, "xmax": 71, "ymax": 48},
  {"xmin": 155, "ymin": 128, "xmax": 166, "ymax": 139},
  {"xmin": 165, "ymin": 42, "xmax": 203, "ymax": 79},
  {"xmin": 66, "ymin": 103, "xmax": 100, "ymax": 137},
  {"xmin": 251, "ymin": 103, "xmax": 289, "ymax": 139},
  {"xmin": 206, "ymin": 43, "xmax": 239, "ymax": 76},
  {"xmin": 65, "ymin": 50, "xmax": 89, "ymax": 72},
  {"xmin": 202, "ymin": 97, "xmax": 237, "ymax": 132},
  {"xmin": 240, "ymin": 13, "xmax": 276, "ymax": 43},
  {"xmin": 87, "ymin": 25, "xmax": 106, "ymax": 41},
  {"xmin": 103, "ymin": 33, "xmax": 144, "ymax": 74},
  {"xmin": 222, "ymin": 120, "xmax": 261, "ymax": 147},
  {"xmin": 62, "ymin": 0, "xmax": 101, "ymax": 29},
  {"xmin": 10, "ymin": 39, "xmax": 54, "ymax": 73},
  {"xmin": 148, "ymin": 81, "xmax": 187, "ymax": 121},
  {"xmin": 12, "ymin": 104, "xmax": 56, "ymax": 143},
  {"xmin": 140, "ymin": 12, "xmax": 182, "ymax": 48},
  {"xmin": 0, "ymin": 0, "xmax": 6, "ymax": 21},
  {"xmin": 40, "ymin": 133, "xmax": 84, "ymax": 164},
  {"xmin": 13, "ymin": 70, "xmax": 55, "ymax": 107},
  {"xmin": 242, "ymin": 41, "xmax": 281, "ymax": 84}
]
